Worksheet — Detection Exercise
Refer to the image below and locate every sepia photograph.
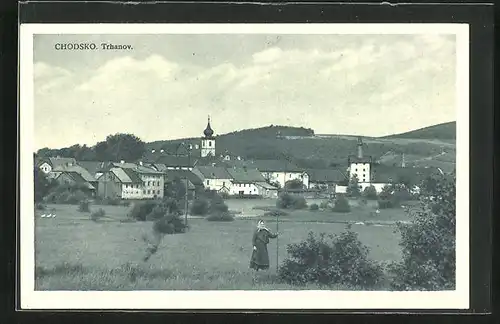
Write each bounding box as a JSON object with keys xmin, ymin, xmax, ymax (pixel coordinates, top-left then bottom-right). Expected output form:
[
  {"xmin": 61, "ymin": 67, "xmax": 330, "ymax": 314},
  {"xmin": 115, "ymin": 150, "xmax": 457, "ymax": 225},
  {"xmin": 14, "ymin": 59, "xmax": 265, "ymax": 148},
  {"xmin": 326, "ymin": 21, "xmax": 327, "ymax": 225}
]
[{"xmin": 19, "ymin": 23, "xmax": 469, "ymax": 310}]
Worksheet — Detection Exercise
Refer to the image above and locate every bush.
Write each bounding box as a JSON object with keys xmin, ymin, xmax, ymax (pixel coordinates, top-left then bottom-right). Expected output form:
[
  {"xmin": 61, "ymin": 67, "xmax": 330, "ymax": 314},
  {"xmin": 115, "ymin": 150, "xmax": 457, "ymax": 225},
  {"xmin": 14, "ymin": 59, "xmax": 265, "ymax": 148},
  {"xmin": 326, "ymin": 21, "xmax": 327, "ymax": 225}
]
[
  {"xmin": 332, "ymin": 195, "xmax": 351, "ymax": 213},
  {"xmin": 146, "ymin": 205, "xmax": 167, "ymax": 221},
  {"xmin": 206, "ymin": 212, "xmax": 234, "ymax": 222},
  {"xmin": 35, "ymin": 202, "xmax": 46, "ymax": 211},
  {"xmin": 278, "ymin": 228, "xmax": 384, "ymax": 288},
  {"xmin": 276, "ymin": 193, "xmax": 307, "ymax": 210},
  {"xmin": 377, "ymin": 199, "xmax": 394, "ymax": 209},
  {"xmin": 153, "ymin": 213, "xmax": 187, "ymax": 234},
  {"xmin": 388, "ymin": 172, "xmax": 456, "ymax": 290},
  {"xmin": 319, "ymin": 201, "xmax": 330, "ymax": 210},
  {"xmin": 362, "ymin": 185, "xmax": 378, "ymax": 200},
  {"xmin": 78, "ymin": 199, "xmax": 91, "ymax": 213},
  {"xmin": 190, "ymin": 198, "xmax": 209, "ymax": 216},
  {"xmin": 90, "ymin": 208, "xmax": 105, "ymax": 222},
  {"xmin": 346, "ymin": 175, "xmax": 361, "ymax": 197},
  {"xmin": 128, "ymin": 200, "xmax": 159, "ymax": 221},
  {"xmin": 309, "ymin": 203, "xmax": 319, "ymax": 211},
  {"xmin": 263, "ymin": 209, "xmax": 289, "ymax": 217},
  {"xmin": 121, "ymin": 200, "xmax": 131, "ymax": 207}
]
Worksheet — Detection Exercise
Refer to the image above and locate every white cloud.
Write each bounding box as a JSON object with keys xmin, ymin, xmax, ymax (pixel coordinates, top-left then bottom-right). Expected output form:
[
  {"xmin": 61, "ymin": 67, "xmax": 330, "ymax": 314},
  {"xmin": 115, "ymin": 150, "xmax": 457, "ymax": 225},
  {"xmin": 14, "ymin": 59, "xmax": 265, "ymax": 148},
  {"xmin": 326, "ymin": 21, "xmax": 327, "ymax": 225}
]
[{"xmin": 33, "ymin": 34, "xmax": 456, "ymax": 149}]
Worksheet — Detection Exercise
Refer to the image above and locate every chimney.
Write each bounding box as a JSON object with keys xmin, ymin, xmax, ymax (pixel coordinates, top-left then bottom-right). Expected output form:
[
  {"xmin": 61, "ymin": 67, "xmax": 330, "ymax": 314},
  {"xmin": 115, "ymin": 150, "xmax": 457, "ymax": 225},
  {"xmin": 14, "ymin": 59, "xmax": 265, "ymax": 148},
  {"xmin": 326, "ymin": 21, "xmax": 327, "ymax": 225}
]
[
  {"xmin": 120, "ymin": 160, "xmax": 125, "ymax": 164},
  {"xmin": 151, "ymin": 149, "xmax": 155, "ymax": 153},
  {"xmin": 357, "ymin": 137, "xmax": 363, "ymax": 159},
  {"xmin": 402, "ymin": 153, "xmax": 406, "ymax": 168},
  {"xmin": 139, "ymin": 161, "xmax": 143, "ymax": 166},
  {"xmin": 160, "ymin": 149, "xmax": 164, "ymax": 153}
]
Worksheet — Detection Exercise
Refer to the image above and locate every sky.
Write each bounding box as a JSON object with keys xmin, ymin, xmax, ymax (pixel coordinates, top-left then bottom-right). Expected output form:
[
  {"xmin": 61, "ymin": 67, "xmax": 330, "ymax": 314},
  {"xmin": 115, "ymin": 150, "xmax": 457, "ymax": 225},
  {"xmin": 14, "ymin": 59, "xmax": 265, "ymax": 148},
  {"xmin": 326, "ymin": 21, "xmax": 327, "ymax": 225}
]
[{"xmin": 33, "ymin": 33, "xmax": 457, "ymax": 150}]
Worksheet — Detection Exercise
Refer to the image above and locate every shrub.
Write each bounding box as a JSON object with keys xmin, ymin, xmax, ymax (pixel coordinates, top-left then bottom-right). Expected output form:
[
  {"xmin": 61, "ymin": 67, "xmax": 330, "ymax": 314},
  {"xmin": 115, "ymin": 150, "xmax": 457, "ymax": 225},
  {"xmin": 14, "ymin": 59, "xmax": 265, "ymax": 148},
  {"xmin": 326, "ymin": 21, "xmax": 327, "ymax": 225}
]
[
  {"xmin": 332, "ymin": 195, "xmax": 351, "ymax": 213},
  {"xmin": 309, "ymin": 203, "xmax": 319, "ymax": 211},
  {"xmin": 209, "ymin": 199, "xmax": 229, "ymax": 214},
  {"xmin": 276, "ymin": 193, "xmax": 307, "ymax": 210},
  {"xmin": 206, "ymin": 212, "xmax": 234, "ymax": 222},
  {"xmin": 78, "ymin": 199, "xmax": 91, "ymax": 213},
  {"xmin": 121, "ymin": 200, "xmax": 131, "ymax": 207},
  {"xmin": 278, "ymin": 228, "xmax": 384, "ymax": 288},
  {"xmin": 346, "ymin": 175, "xmax": 361, "ymax": 197},
  {"xmin": 377, "ymin": 199, "xmax": 394, "ymax": 209},
  {"xmin": 90, "ymin": 208, "xmax": 105, "ymax": 222},
  {"xmin": 105, "ymin": 197, "xmax": 121, "ymax": 206},
  {"xmin": 146, "ymin": 205, "xmax": 167, "ymax": 221},
  {"xmin": 35, "ymin": 202, "xmax": 46, "ymax": 211},
  {"xmin": 362, "ymin": 185, "xmax": 378, "ymax": 200},
  {"xmin": 319, "ymin": 201, "xmax": 330, "ymax": 210},
  {"xmin": 263, "ymin": 209, "xmax": 289, "ymax": 217},
  {"xmin": 128, "ymin": 200, "xmax": 159, "ymax": 221},
  {"xmin": 388, "ymin": 172, "xmax": 456, "ymax": 290},
  {"xmin": 190, "ymin": 198, "xmax": 210, "ymax": 216},
  {"xmin": 153, "ymin": 213, "xmax": 187, "ymax": 234}
]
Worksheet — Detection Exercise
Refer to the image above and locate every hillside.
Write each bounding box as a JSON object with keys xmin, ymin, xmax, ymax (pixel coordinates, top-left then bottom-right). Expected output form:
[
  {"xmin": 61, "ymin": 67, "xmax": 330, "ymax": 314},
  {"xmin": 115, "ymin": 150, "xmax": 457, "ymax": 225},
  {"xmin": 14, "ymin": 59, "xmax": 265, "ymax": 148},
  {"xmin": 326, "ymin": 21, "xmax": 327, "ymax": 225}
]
[
  {"xmin": 145, "ymin": 124, "xmax": 456, "ymax": 172},
  {"xmin": 382, "ymin": 122, "xmax": 456, "ymax": 140}
]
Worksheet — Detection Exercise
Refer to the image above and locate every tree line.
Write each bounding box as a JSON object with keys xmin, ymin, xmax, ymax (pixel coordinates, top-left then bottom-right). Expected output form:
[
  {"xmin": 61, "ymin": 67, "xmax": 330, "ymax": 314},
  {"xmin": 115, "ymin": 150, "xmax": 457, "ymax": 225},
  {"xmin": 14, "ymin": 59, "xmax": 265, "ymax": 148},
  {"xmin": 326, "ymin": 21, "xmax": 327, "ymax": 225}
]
[{"xmin": 36, "ymin": 133, "xmax": 146, "ymax": 162}]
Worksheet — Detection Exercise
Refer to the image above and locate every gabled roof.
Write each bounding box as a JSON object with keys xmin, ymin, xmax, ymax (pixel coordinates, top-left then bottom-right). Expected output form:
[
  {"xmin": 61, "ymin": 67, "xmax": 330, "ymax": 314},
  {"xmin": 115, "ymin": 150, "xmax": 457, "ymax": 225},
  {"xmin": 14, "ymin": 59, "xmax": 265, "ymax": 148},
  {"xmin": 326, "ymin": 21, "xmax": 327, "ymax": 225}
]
[
  {"xmin": 194, "ymin": 166, "xmax": 232, "ymax": 179},
  {"xmin": 108, "ymin": 167, "xmax": 143, "ymax": 184},
  {"xmin": 77, "ymin": 161, "xmax": 107, "ymax": 176},
  {"xmin": 151, "ymin": 163, "xmax": 168, "ymax": 172},
  {"xmin": 52, "ymin": 164, "xmax": 96, "ymax": 183},
  {"xmin": 134, "ymin": 165, "xmax": 163, "ymax": 175},
  {"xmin": 165, "ymin": 170, "xmax": 204, "ymax": 186},
  {"xmin": 250, "ymin": 159, "xmax": 303, "ymax": 173},
  {"xmin": 226, "ymin": 167, "xmax": 267, "ymax": 183},
  {"xmin": 307, "ymin": 169, "xmax": 347, "ymax": 183},
  {"xmin": 154, "ymin": 155, "xmax": 195, "ymax": 167},
  {"xmin": 41, "ymin": 157, "xmax": 77, "ymax": 168},
  {"xmin": 255, "ymin": 182, "xmax": 279, "ymax": 190},
  {"xmin": 56, "ymin": 171, "xmax": 96, "ymax": 190}
]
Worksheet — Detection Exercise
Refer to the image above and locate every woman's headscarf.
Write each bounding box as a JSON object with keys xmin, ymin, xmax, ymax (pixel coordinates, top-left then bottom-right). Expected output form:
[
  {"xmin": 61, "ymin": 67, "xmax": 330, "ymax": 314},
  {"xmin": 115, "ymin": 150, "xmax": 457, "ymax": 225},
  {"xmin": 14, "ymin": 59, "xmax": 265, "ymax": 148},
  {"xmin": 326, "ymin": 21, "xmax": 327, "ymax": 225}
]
[{"xmin": 257, "ymin": 220, "xmax": 268, "ymax": 231}]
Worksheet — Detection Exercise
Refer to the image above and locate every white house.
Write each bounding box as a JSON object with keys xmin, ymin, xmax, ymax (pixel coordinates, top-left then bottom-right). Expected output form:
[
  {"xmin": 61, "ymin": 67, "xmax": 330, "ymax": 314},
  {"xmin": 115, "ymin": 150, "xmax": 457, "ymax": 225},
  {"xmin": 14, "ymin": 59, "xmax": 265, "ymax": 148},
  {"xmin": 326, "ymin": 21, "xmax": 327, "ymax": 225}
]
[
  {"xmin": 192, "ymin": 165, "xmax": 232, "ymax": 193},
  {"xmin": 251, "ymin": 160, "xmax": 309, "ymax": 189},
  {"xmin": 348, "ymin": 137, "xmax": 373, "ymax": 184},
  {"xmin": 37, "ymin": 157, "xmax": 77, "ymax": 174},
  {"xmin": 226, "ymin": 167, "xmax": 273, "ymax": 197}
]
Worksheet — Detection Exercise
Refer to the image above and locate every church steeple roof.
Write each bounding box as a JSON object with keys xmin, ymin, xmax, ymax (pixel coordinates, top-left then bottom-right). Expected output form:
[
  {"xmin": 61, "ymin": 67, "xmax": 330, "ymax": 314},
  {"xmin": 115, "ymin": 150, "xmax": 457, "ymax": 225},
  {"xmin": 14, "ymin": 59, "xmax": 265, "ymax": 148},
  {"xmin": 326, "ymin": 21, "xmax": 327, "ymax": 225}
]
[{"xmin": 203, "ymin": 116, "xmax": 214, "ymax": 138}]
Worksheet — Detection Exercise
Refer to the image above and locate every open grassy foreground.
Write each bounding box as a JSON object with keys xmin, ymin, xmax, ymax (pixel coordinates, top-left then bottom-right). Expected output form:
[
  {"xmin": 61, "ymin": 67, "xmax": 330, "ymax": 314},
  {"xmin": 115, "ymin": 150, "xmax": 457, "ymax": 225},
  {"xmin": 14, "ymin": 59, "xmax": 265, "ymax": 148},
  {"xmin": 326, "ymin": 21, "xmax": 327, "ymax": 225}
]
[{"xmin": 35, "ymin": 201, "xmax": 405, "ymax": 290}]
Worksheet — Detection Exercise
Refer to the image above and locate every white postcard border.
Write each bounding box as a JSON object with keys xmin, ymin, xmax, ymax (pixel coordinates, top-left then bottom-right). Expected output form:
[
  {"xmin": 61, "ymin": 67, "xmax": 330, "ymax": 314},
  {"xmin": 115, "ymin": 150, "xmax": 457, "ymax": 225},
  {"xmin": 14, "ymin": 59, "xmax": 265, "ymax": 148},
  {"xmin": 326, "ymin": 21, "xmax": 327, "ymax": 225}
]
[{"xmin": 19, "ymin": 23, "xmax": 470, "ymax": 310}]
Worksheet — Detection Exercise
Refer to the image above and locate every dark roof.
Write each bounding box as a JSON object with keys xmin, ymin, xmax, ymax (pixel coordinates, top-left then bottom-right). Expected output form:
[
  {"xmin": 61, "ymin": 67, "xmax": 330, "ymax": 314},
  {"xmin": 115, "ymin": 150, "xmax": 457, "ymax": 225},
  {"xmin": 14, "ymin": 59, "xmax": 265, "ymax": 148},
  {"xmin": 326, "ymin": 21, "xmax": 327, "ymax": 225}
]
[
  {"xmin": 226, "ymin": 167, "xmax": 267, "ymax": 183},
  {"xmin": 77, "ymin": 161, "xmax": 107, "ymax": 176},
  {"xmin": 348, "ymin": 155, "xmax": 373, "ymax": 164},
  {"xmin": 307, "ymin": 169, "xmax": 347, "ymax": 183},
  {"xmin": 58, "ymin": 171, "xmax": 96, "ymax": 190},
  {"xmin": 122, "ymin": 168, "xmax": 144, "ymax": 183},
  {"xmin": 165, "ymin": 170, "xmax": 204, "ymax": 186},
  {"xmin": 250, "ymin": 159, "xmax": 303, "ymax": 172},
  {"xmin": 194, "ymin": 166, "xmax": 232, "ymax": 179},
  {"xmin": 45, "ymin": 157, "xmax": 77, "ymax": 168},
  {"xmin": 371, "ymin": 165, "xmax": 438, "ymax": 183},
  {"xmin": 154, "ymin": 155, "xmax": 195, "ymax": 167}
]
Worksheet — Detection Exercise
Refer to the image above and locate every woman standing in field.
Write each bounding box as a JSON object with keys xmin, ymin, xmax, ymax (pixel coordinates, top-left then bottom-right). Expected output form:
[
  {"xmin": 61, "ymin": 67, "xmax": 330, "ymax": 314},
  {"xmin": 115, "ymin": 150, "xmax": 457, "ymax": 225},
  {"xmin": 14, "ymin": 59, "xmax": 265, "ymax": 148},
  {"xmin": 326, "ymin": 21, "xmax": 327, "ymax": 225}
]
[{"xmin": 250, "ymin": 220, "xmax": 278, "ymax": 271}]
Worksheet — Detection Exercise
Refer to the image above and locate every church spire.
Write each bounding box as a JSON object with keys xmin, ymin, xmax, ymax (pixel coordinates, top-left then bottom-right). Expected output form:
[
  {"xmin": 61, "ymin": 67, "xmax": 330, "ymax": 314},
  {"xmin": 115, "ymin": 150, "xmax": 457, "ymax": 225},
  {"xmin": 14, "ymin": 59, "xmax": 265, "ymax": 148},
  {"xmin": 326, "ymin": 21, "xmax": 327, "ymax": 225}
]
[{"xmin": 203, "ymin": 115, "xmax": 214, "ymax": 138}]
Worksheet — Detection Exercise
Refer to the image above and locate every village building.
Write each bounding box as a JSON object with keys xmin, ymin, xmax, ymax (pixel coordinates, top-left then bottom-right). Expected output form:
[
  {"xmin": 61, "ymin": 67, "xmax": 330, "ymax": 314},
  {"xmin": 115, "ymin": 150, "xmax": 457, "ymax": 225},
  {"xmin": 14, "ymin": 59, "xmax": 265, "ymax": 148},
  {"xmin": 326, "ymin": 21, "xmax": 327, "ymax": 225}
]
[
  {"xmin": 226, "ymin": 167, "xmax": 277, "ymax": 197},
  {"xmin": 37, "ymin": 157, "xmax": 77, "ymax": 174},
  {"xmin": 53, "ymin": 171, "xmax": 96, "ymax": 196},
  {"xmin": 97, "ymin": 164, "xmax": 164, "ymax": 200},
  {"xmin": 250, "ymin": 159, "xmax": 310, "ymax": 189},
  {"xmin": 307, "ymin": 168, "xmax": 348, "ymax": 191},
  {"xmin": 347, "ymin": 137, "xmax": 373, "ymax": 184},
  {"xmin": 192, "ymin": 165, "xmax": 232, "ymax": 194},
  {"xmin": 77, "ymin": 161, "xmax": 108, "ymax": 180}
]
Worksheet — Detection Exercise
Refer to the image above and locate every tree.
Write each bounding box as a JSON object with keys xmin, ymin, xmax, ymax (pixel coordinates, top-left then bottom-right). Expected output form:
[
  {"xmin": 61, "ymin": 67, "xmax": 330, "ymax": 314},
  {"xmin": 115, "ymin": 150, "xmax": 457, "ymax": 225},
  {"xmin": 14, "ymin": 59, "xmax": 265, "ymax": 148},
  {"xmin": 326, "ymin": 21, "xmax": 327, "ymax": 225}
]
[
  {"xmin": 362, "ymin": 185, "xmax": 378, "ymax": 200},
  {"xmin": 34, "ymin": 167, "xmax": 55, "ymax": 203},
  {"xmin": 95, "ymin": 133, "xmax": 146, "ymax": 162},
  {"xmin": 285, "ymin": 179, "xmax": 304, "ymax": 190},
  {"xmin": 346, "ymin": 175, "xmax": 361, "ymax": 197},
  {"xmin": 388, "ymin": 172, "xmax": 456, "ymax": 290}
]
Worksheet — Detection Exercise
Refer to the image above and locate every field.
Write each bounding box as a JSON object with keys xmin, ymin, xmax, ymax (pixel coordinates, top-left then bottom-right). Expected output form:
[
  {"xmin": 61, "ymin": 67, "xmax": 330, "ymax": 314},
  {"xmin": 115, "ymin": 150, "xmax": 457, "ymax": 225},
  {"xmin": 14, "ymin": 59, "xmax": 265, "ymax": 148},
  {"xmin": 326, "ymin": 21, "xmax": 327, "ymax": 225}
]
[{"xmin": 35, "ymin": 199, "xmax": 409, "ymax": 290}]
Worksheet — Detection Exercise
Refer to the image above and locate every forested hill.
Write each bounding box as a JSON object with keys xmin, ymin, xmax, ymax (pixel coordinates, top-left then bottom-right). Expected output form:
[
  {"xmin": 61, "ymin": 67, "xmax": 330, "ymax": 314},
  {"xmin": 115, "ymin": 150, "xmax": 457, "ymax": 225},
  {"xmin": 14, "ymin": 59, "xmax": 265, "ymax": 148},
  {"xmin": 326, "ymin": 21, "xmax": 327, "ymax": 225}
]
[{"xmin": 382, "ymin": 122, "xmax": 456, "ymax": 140}]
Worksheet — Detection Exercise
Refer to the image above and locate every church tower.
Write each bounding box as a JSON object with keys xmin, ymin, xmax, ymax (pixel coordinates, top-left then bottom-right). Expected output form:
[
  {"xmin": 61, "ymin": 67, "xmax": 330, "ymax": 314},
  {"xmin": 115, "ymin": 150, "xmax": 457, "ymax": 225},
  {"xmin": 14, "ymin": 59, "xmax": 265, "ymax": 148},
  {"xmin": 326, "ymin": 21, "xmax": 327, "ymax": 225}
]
[{"xmin": 201, "ymin": 116, "xmax": 216, "ymax": 157}]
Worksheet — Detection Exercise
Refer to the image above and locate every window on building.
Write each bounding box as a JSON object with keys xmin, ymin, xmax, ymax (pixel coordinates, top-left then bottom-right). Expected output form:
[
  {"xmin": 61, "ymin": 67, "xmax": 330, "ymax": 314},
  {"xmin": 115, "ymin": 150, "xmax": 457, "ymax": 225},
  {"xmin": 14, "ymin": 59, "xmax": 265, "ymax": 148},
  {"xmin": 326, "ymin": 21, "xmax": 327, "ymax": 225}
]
[
  {"xmin": 147, "ymin": 190, "xmax": 151, "ymax": 194},
  {"xmin": 222, "ymin": 181, "xmax": 225, "ymax": 186},
  {"xmin": 143, "ymin": 190, "xmax": 146, "ymax": 194},
  {"xmin": 206, "ymin": 180, "xmax": 210, "ymax": 185}
]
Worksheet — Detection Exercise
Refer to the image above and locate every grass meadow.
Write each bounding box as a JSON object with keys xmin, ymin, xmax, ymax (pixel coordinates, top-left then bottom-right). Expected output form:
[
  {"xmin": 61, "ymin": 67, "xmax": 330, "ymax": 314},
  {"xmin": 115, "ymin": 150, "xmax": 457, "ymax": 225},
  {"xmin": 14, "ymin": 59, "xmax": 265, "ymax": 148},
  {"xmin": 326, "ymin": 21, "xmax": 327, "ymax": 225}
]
[{"xmin": 34, "ymin": 199, "xmax": 408, "ymax": 290}]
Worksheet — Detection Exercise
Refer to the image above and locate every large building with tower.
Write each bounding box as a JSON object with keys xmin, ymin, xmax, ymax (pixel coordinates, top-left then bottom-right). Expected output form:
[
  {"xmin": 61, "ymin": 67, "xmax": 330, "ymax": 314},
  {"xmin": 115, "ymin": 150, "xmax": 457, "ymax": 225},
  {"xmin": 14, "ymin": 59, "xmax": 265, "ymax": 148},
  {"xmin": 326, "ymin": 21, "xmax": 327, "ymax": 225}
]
[
  {"xmin": 348, "ymin": 137, "xmax": 372, "ymax": 184},
  {"xmin": 201, "ymin": 116, "xmax": 216, "ymax": 158}
]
